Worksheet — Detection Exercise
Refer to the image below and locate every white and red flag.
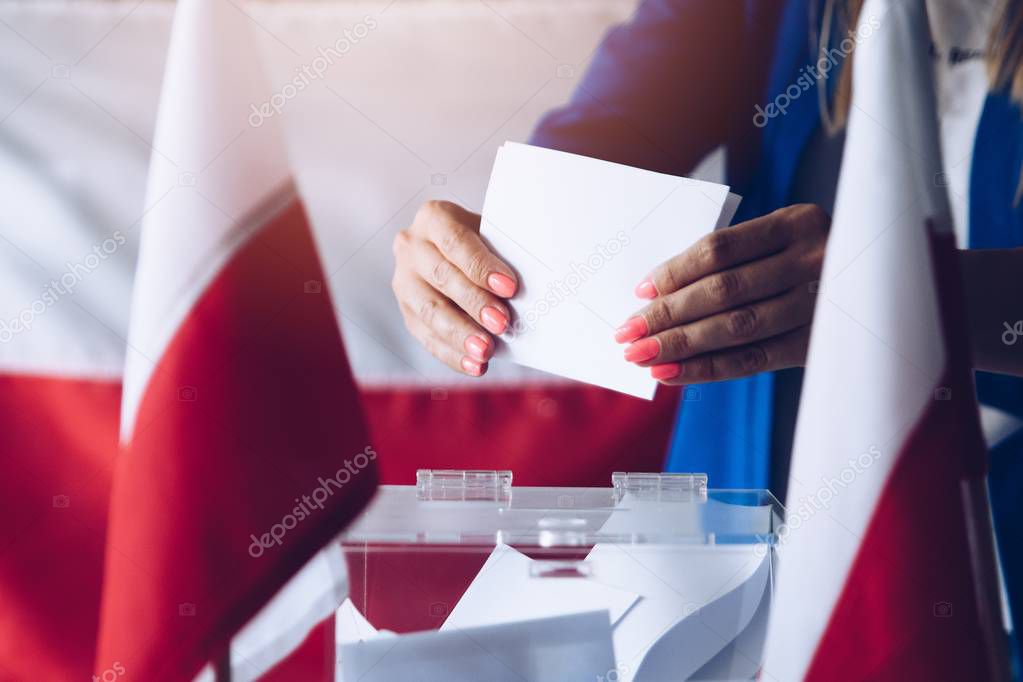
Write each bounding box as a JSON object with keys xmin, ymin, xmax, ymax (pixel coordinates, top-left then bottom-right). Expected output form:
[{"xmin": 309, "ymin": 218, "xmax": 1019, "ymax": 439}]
[
  {"xmin": 92, "ymin": 0, "xmax": 376, "ymax": 679},
  {"xmin": 762, "ymin": 0, "xmax": 1005, "ymax": 679}
]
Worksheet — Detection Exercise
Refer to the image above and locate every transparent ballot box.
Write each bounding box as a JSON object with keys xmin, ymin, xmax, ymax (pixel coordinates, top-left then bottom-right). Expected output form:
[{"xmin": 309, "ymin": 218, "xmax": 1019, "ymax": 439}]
[{"xmin": 335, "ymin": 471, "xmax": 783, "ymax": 682}]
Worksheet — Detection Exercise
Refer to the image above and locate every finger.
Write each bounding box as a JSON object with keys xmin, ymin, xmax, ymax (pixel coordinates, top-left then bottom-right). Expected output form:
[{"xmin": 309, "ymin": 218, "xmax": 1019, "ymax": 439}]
[
  {"xmin": 639, "ymin": 211, "xmax": 791, "ymax": 299},
  {"xmin": 625, "ymin": 287, "xmax": 814, "ymax": 365},
  {"xmin": 652, "ymin": 326, "xmax": 811, "ymax": 385},
  {"xmin": 412, "ymin": 241, "xmax": 510, "ymax": 337},
  {"xmin": 630, "ymin": 250, "xmax": 812, "ymax": 339},
  {"xmin": 398, "ymin": 275, "xmax": 497, "ymax": 361},
  {"xmin": 403, "ymin": 308, "xmax": 490, "ymax": 377},
  {"xmin": 420, "ymin": 201, "xmax": 518, "ymax": 297}
]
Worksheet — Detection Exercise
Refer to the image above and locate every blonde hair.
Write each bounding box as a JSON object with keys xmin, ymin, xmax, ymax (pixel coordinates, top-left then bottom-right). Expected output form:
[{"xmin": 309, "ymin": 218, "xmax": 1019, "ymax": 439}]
[
  {"xmin": 988, "ymin": 0, "xmax": 1023, "ymax": 101},
  {"xmin": 827, "ymin": 0, "xmax": 1021, "ymax": 132}
]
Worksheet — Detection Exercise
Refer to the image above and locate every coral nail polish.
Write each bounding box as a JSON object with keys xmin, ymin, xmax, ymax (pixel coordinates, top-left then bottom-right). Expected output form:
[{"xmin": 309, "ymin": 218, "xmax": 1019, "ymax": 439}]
[
  {"xmin": 464, "ymin": 335, "xmax": 491, "ymax": 361},
  {"xmin": 624, "ymin": 338, "xmax": 659, "ymax": 363},
  {"xmin": 487, "ymin": 272, "xmax": 518, "ymax": 298},
  {"xmin": 651, "ymin": 363, "xmax": 682, "ymax": 381},
  {"xmin": 461, "ymin": 357, "xmax": 485, "ymax": 376},
  {"xmin": 635, "ymin": 277, "xmax": 657, "ymax": 300},
  {"xmin": 614, "ymin": 317, "xmax": 649, "ymax": 344},
  {"xmin": 481, "ymin": 306, "xmax": 508, "ymax": 334}
]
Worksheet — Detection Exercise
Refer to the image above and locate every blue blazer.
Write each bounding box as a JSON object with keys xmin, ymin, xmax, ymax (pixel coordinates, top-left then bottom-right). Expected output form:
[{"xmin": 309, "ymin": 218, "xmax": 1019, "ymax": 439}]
[{"xmin": 531, "ymin": 0, "xmax": 1023, "ymax": 662}]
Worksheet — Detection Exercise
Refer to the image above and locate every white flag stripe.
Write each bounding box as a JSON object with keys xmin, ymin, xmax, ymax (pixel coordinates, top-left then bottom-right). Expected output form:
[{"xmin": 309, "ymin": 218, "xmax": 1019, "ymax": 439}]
[
  {"xmin": 120, "ymin": 0, "xmax": 294, "ymax": 440},
  {"xmin": 118, "ymin": 1, "xmax": 358, "ymax": 674},
  {"xmin": 763, "ymin": 1, "xmax": 949, "ymax": 678}
]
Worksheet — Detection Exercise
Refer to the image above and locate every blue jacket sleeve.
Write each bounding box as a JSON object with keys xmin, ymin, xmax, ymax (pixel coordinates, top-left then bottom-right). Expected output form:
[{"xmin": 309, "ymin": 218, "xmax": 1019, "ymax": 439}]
[{"xmin": 530, "ymin": 0, "xmax": 784, "ymax": 177}]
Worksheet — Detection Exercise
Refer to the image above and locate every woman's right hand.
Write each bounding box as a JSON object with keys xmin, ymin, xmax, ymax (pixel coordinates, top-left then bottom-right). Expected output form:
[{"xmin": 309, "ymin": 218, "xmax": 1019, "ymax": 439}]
[{"xmin": 391, "ymin": 200, "xmax": 518, "ymax": 376}]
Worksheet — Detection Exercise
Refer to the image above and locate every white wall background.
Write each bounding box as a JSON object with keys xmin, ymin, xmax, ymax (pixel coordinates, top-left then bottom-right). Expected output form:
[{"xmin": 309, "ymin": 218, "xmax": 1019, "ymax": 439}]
[{"xmin": 0, "ymin": 0, "xmax": 723, "ymax": 387}]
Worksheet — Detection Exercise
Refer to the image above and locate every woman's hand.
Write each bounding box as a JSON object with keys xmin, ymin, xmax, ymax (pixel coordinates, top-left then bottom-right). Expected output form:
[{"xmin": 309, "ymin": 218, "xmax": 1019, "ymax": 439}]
[
  {"xmin": 616, "ymin": 204, "xmax": 829, "ymax": 384},
  {"xmin": 392, "ymin": 200, "xmax": 518, "ymax": 376}
]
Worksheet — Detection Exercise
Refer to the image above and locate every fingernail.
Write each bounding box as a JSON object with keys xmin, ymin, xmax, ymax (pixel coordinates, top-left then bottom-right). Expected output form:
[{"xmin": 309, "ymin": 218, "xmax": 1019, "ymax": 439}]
[
  {"xmin": 464, "ymin": 335, "xmax": 491, "ymax": 361},
  {"xmin": 635, "ymin": 277, "xmax": 657, "ymax": 300},
  {"xmin": 651, "ymin": 363, "xmax": 682, "ymax": 381},
  {"xmin": 461, "ymin": 357, "xmax": 485, "ymax": 376},
  {"xmin": 481, "ymin": 306, "xmax": 508, "ymax": 334},
  {"xmin": 614, "ymin": 317, "xmax": 648, "ymax": 344},
  {"xmin": 487, "ymin": 272, "xmax": 517, "ymax": 298},
  {"xmin": 624, "ymin": 338, "xmax": 659, "ymax": 363}
]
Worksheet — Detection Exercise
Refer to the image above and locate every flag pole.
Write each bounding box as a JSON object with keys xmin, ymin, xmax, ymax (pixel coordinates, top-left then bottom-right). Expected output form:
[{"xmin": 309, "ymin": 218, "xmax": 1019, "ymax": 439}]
[
  {"xmin": 961, "ymin": 477, "xmax": 1011, "ymax": 681},
  {"xmin": 214, "ymin": 652, "xmax": 232, "ymax": 682}
]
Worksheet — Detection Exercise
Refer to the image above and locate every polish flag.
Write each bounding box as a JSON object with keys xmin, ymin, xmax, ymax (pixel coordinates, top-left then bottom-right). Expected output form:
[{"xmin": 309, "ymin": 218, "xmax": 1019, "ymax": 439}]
[
  {"xmin": 91, "ymin": 0, "xmax": 376, "ymax": 679},
  {"xmin": 0, "ymin": 3, "xmax": 667, "ymax": 679},
  {"xmin": 762, "ymin": 1, "xmax": 1006, "ymax": 679}
]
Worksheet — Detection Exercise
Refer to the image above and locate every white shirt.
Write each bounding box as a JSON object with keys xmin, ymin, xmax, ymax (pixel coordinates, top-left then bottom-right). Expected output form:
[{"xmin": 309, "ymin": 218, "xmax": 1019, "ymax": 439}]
[
  {"xmin": 929, "ymin": 0, "xmax": 998, "ymax": 247},
  {"xmin": 794, "ymin": 0, "xmax": 1021, "ymax": 448}
]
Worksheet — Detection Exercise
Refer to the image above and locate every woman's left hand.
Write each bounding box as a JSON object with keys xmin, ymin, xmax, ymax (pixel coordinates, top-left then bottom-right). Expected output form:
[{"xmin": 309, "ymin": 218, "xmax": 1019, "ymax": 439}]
[{"xmin": 616, "ymin": 203, "xmax": 829, "ymax": 384}]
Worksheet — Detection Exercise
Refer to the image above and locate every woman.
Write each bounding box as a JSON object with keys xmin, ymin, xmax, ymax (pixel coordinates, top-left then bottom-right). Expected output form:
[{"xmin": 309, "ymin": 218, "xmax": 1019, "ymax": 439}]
[{"xmin": 390, "ymin": 0, "xmax": 1023, "ymax": 660}]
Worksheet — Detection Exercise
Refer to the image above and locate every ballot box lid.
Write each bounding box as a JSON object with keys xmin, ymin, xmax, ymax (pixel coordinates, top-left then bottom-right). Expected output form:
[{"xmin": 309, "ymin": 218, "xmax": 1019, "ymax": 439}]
[
  {"xmin": 333, "ymin": 471, "xmax": 780, "ymax": 681},
  {"xmin": 337, "ymin": 470, "xmax": 783, "ymax": 549}
]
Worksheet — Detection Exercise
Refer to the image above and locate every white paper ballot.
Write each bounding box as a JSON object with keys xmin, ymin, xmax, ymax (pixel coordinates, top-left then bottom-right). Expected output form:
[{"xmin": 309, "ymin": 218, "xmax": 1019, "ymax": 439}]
[
  {"xmin": 584, "ymin": 543, "xmax": 768, "ymax": 677},
  {"xmin": 686, "ymin": 581, "xmax": 771, "ymax": 681},
  {"xmin": 336, "ymin": 598, "xmax": 395, "ymax": 645},
  {"xmin": 339, "ymin": 610, "xmax": 616, "ymax": 682},
  {"xmin": 631, "ymin": 550, "xmax": 770, "ymax": 681},
  {"xmin": 596, "ymin": 492, "xmax": 702, "ymax": 538},
  {"xmin": 441, "ymin": 543, "xmax": 639, "ymax": 631},
  {"xmin": 481, "ymin": 143, "xmax": 741, "ymax": 399}
]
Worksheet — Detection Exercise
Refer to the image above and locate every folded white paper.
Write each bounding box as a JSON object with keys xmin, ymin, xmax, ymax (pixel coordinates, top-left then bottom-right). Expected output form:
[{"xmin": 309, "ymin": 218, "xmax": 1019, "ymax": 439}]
[
  {"xmin": 339, "ymin": 610, "xmax": 616, "ymax": 682},
  {"xmin": 686, "ymin": 581, "xmax": 771, "ymax": 681},
  {"xmin": 441, "ymin": 543, "xmax": 639, "ymax": 631},
  {"xmin": 336, "ymin": 598, "xmax": 396, "ymax": 645},
  {"xmin": 631, "ymin": 550, "xmax": 770, "ymax": 681},
  {"xmin": 584, "ymin": 543, "xmax": 768, "ymax": 677},
  {"xmin": 481, "ymin": 143, "xmax": 740, "ymax": 399},
  {"xmin": 596, "ymin": 491, "xmax": 702, "ymax": 538}
]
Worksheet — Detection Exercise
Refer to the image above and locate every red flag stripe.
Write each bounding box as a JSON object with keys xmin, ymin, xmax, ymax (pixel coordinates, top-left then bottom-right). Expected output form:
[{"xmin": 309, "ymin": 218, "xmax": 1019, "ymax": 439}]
[
  {"xmin": 0, "ymin": 374, "xmax": 120, "ymax": 681},
  {"xmin": 363, "ymin": 385, "xmax": 679, "ymax": 487},
  {"xmin": 806, "ymin": 232, "xmax": 1003, "ymax": 679},
  {"xmin": 96, "ymin": 199, "xmax": 376, "ymax": 680}
]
